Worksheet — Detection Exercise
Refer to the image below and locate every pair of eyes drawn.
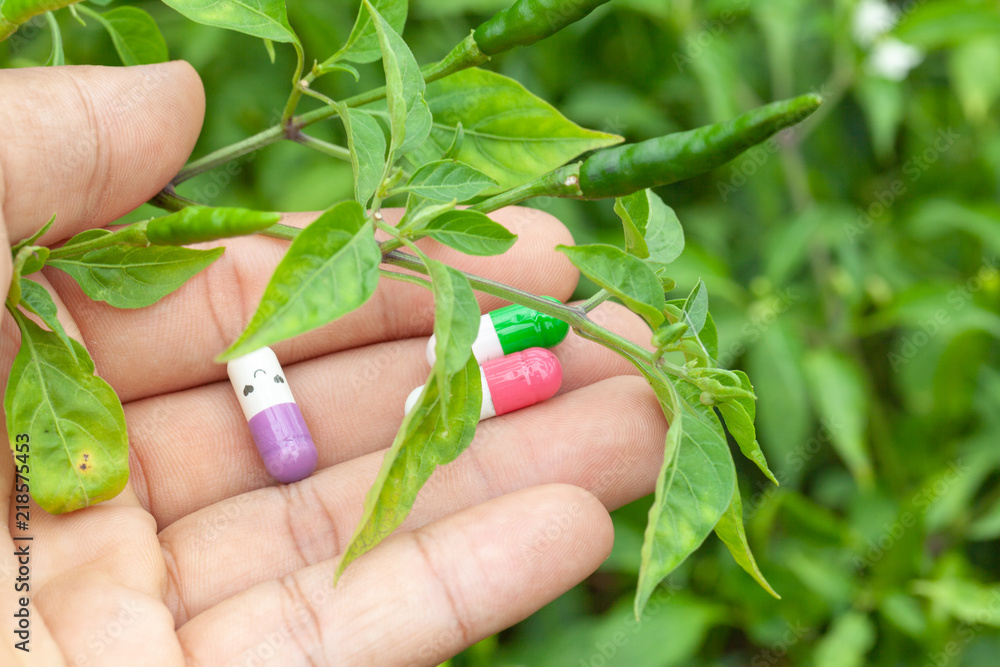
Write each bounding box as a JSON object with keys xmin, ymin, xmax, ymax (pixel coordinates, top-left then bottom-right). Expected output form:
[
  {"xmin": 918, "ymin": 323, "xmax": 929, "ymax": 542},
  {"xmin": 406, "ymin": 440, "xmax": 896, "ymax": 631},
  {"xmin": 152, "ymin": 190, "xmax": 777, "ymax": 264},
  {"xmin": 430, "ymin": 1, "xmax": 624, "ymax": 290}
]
[{"xmin": 243, "ymin": 368, "xmax": 286, "ymax": 396}]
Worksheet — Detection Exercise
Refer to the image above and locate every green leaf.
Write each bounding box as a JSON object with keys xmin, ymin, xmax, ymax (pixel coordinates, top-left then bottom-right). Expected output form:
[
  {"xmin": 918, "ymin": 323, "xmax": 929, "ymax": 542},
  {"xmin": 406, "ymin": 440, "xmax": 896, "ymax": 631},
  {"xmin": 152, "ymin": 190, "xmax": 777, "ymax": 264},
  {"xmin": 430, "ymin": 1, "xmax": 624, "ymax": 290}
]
[
  {"xmin": 614, "ymin": 189, "xmax": 684, "ymax": 264},
  {"xmin": 746, "ymin": 321, "xmax": 811, "ymax": 487},
  {"xmin": 912, "ymin": 579, "xmax": 1000, "ymax": 627},
  {"xmin": 219, "ymin": 202, "xmax": 380, "ymax": 360},
  {"xmin": 62, "ymin": 228, "xmax": 113, "ymax": 247},
  {"xmin": 894, "ymin": 2, "xmax": 1000, "ymax": 49},
  {"xmin": 714, "ymin": 479, "xmax": 780, "ymax": 598},
  {"xmin": 332, "ymin": 0, "xmax": 407, "ymax": 65},
  {"xmin": 99, "ymin": 7, "xmax": 168, "ymax": 66},
  {"xmin": 161, "ymin": 0, "xmax": 298, "ymax": 43},
  {"xmin": 339, "ymin": 107, "xmax": 386, "ymax": 206},
  {"xmin": 368, "ymin": 0, "xmax": 431, "ymax": 158},
  {"xmin": 426, "ymin": 258, "xmax": 480, "ymax": 410},
  {"xmin": 557, "ymin": 244, "xmax": 665, "ymax": 328},
  {"xmin": 855, "ymin": 76, "xmax": 904, "ymax": 161},
  {"xmin": 10, "ymin": 245, "xmax": 49, "ymax": 293},
  {"xmin": 8, "ymin": 245, "xmax": 49, "ymax": 307},
  {"xmin": 950, "ymin": 36, "xmax": 1000, "ymax": 122},
  {"xmin": 323, "ymin": 62, "xmax": 360, "ymax": 81},
  {"xmin": 699, "ymin": 311, "xmax": 719, "ymax": 364},
  {"xmin": 401, "ymin": 160, "xmax": 498, "ymax": 202},
  {"xmin": 48, "ymin": 245, "xmax": 224, "ymax": 309},
  {"xmin": 1, "ymin": 0, "xmax": 77, "ymax": 40},
  {"xmin": 18, "ymin": 278, "xmax": 78, "ymax": 362},
  {"xmin": 683, "ymin": 280, "xmax": 708, "ymax": 333},
  {"xmin": 406, "ymin": 68, "xmax": 622, "ymax": 192},
  {"xmin": 716, "ymin": 370, "xmax": 778, "ymax": 485},
  {"xmin": 421, "ymin": 210, "xmax": 517, "ymax": 256},
  {"xmin": 666, "ymin": 296, "xmax": 716, "ymax": 366},
  {"xmin": 336, "ymin": 354, "xmax": 481, "ymax": 577},
  {"xmin": 442, "ymin": 122, "xmax": 464, "ymax": 160},
  {"xmin": 813, "ymin": 611, "xmax": 876, "ymax": 667},
  {"xmin": 12, "ymin": 213, "xmax": 55, "ymax": 254},
  {"xmin": 4, "ymin": 311, "xmax": 128, "ymax": 514},
  {"xmin": 803, "ymin": 348, "xmax": 873, "ymax": 486},
  {"xmin": 262, "ymin": 38, "xmax": 276, "ymax": 63},
  {"xmin": 636, "ymin": 379, "xmax": 736, "ymax": 616},
  {"xmin": 399, "ymin": 197, "xmax": 457, "ymax": 233},
  {"xmin": 43, "ymin": 11, "xmax": 64, "ymax": 66}
]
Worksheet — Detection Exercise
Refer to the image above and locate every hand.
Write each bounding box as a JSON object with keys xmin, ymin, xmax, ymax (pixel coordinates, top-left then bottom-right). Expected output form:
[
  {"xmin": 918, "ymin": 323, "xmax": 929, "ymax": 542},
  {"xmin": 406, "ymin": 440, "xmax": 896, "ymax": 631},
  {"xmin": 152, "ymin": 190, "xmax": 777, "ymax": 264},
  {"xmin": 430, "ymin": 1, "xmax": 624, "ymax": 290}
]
[{"xmin": 0, "ymin": 63, "xmax": 665, "ymax": 666}]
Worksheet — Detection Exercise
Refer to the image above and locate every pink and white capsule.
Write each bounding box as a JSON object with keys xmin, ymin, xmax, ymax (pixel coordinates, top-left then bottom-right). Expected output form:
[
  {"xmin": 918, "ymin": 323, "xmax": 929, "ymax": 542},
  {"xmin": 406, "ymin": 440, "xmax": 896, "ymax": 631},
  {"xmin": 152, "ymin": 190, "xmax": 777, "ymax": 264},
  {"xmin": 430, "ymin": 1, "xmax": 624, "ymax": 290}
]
[
  {"xmin": 404, "ymin": 348, "xmax": 563, "ymax": 420},
  {"xmin": 227, "ymin": 346, "xmax": 317, "ymax": 484}
]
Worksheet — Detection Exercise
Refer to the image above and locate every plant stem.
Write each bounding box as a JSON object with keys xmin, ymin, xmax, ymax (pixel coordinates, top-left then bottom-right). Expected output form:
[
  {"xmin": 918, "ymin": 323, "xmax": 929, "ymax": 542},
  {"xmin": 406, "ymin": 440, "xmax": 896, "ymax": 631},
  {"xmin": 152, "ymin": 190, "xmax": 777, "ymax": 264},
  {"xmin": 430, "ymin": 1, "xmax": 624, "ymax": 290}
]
[
  {"xmin": 421, "ymin": 33, "xmax": 488, "ymax": 84},
  {"xmin": 48, "ymin": 222, "xmax": 149, "ymax": 260},
  {"xmin": 174, "ymin": 125, "xmax": 287, "ymax": 184},
  {"xmin": 149, "ymin": 185, "xmax": 200, "ymax": 212},
  {"xmin": 171, "ymin": 35, "xmax": 488, "ymax": 189},
  {"xmin": 471, "ymin": 164, "xmax": 582, "ymax": 214},
  {"xmin": 378, "ymin": 268, "xmax": 433, "ymax": 290},
  {"xmin": 296, "ymin": 133, "xmax": 352, "ymax": 161},
  {"xmin": 580, "ymin": 289, "xmax": 611, "ymax": 312},
  {"xmin": 379, "ymin": 236, "xmax": 405, "ymax": 253},
  {"xmin": 259, "ymin": 223, "xmax": 301, "ymax": 242},
  {"xmin": 280, "ymin": 43, "xmax": 307, "ymax": 123},
  {"xmin": 382, "ymin": 249, "xmax": 653, "ymax": 364}
]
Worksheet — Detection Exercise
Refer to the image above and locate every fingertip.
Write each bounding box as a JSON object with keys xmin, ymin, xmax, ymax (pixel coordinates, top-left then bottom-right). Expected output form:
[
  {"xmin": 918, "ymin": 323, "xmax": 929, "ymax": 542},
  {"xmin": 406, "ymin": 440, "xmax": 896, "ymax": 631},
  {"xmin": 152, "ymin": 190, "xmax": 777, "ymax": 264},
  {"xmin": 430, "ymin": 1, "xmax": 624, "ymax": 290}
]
[
  {"xmin": 1, "ymin": 62, "xmax": 207, "ymax": 241},
  {"xmin": 160, "ymin": 60, "xmax": 206, "ymax": 140},
  {"xmin": 548, "ymin": 483, "xmax": 616, "ymax": 563}
]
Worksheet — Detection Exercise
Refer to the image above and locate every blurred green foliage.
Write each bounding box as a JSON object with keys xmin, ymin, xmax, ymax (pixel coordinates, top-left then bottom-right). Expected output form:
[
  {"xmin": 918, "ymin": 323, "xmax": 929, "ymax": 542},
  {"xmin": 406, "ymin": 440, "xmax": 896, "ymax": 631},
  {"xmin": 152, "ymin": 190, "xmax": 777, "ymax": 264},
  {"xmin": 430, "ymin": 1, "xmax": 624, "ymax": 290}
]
[{"xmin": 4, "ymin": 0, "xmax": 999, "ymax": 664}]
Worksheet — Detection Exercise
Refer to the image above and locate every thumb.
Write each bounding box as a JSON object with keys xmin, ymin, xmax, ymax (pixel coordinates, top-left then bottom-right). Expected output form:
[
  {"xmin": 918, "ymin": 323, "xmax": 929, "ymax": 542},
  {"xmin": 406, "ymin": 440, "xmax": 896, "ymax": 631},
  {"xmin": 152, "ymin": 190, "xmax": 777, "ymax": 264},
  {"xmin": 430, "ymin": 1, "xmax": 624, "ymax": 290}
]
[{"xmin": 0, "ymin": 61, "xmax": 205, "ymax": 247}]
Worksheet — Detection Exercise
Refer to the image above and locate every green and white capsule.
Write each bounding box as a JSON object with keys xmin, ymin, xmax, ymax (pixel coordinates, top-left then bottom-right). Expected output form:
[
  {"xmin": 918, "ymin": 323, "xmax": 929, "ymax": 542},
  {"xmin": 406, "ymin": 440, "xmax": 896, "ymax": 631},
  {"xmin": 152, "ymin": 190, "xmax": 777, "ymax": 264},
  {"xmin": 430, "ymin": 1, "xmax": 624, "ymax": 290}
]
[{"xmin": 425, "ymin": 297, "xmax": 570, "ymax": 366}]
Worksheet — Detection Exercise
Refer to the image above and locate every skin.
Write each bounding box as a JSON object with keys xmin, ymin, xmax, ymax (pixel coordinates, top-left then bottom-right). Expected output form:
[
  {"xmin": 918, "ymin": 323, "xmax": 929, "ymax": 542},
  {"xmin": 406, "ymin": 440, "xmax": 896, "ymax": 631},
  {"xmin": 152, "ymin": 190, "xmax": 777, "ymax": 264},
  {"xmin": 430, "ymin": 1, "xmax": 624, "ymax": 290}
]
[{"xmin": 0, "ymin": 62, "xmax": 666, "ymax": 666}]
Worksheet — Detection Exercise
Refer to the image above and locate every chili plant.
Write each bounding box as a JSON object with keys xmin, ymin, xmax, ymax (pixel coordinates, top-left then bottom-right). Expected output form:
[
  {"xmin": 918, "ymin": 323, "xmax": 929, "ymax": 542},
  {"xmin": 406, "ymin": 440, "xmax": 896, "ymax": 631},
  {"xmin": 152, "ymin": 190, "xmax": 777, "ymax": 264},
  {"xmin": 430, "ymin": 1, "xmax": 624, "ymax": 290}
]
[{"xmin": 1, "ymin": 0, "xmax": 820, "ymax": 617}]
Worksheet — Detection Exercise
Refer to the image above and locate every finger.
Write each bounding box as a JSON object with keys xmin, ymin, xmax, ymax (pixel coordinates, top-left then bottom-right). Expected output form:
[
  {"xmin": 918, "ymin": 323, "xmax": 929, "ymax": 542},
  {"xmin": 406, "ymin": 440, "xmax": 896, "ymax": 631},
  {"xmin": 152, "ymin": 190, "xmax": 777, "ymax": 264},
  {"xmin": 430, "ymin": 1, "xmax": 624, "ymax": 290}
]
[
  {"xmin": 128, "ymin": 301, "xmax": 651, "ymax": 526},
  {"xmin": 177, "ymin": 484, "xmax": 612, "ymax": 666},
  {"xmin": 0, "ymin": 63, "xmax": 204, "ymax": 243},
  {"xmin": 46, "ymin": 206, "xmax": 578, "ymax": 402},
  {"xmin": 159, "ymin": 376, "xmax": 665, "ymax": 618},
  {"xmin": 24, "ymin": 500, "xmax": 182, "ymax": 665}
]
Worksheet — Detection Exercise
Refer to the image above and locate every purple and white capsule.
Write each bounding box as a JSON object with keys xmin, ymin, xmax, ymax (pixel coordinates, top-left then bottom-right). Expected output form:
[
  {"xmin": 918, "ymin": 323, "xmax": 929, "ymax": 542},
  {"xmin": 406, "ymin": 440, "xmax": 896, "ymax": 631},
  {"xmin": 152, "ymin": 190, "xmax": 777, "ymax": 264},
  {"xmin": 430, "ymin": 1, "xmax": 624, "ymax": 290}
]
[{"xmin": 227, "ymin": 346, "xmax": 317, "ymax": 484}]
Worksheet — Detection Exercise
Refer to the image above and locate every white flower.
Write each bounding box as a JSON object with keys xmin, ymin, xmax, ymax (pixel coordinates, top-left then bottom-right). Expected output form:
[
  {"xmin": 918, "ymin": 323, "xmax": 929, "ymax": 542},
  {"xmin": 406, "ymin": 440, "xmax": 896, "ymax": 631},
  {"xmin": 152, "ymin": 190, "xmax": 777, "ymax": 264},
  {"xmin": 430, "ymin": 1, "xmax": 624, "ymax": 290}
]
[
  {"xmin": 867, "ymin": 38, "xmax": 925, "ymax": 81},
  {"xmin": 853, "ymin": 0, "xmax": 898, "ymax": 46}
]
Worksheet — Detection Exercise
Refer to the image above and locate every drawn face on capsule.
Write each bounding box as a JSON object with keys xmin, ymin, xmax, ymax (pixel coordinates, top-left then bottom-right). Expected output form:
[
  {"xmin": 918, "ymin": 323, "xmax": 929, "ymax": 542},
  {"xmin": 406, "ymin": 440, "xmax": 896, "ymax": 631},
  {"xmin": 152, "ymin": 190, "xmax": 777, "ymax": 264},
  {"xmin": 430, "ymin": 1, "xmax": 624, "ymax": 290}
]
[{"xmin": 227, "ymin": 347, "xmax": 297, "ymax": 421}]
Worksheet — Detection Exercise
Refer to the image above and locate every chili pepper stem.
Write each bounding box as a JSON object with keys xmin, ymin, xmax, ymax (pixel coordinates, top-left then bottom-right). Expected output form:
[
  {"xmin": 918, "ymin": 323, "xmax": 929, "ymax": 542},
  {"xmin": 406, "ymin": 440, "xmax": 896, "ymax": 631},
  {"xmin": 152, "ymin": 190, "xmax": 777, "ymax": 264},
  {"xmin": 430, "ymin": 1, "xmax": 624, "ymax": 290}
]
[
  {"xmin": 48, "ymin": 222, "xmax": 150, "ymax": 260},
  {"xmin": 422, "ymin": 33, "xmax": 490, "ymax": 82},
  {"xmin": 471, "ymin": 163, "xmax": 583, "ymax": 214},
  {"xmin": 149, "ymin": 185, "xmax": 200, "ymax": 213}
]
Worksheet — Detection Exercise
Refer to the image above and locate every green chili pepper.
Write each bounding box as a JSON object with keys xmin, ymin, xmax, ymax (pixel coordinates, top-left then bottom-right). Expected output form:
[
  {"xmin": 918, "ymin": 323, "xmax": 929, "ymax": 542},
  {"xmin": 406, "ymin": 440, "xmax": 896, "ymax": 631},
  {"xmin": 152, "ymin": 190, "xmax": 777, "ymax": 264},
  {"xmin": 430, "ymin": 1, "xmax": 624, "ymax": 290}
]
[
  {"xmin": 473, "ymin": 0, "xmax": 612, "ymax": 56},
  {"xmin": 577, "ymin": 94, "xmax": 823, "ymax": 199},
  {"xmin": 145, "ymin": 207, "xmax": 281, "ymax": 246}
]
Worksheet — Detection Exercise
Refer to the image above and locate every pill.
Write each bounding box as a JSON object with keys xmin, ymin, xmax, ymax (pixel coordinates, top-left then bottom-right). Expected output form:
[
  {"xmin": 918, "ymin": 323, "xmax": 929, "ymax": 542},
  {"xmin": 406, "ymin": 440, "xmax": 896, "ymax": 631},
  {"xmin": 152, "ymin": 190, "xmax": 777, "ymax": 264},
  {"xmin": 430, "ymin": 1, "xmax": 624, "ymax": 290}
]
[
  {"xmin": 405, "ymin": 348, "xmax": 562, "ymax": 420},
  {"xmin": 227, "ymin": 346, "xmax": 318, "ymax": 483},
  {"xmin": 426, "ymin": 297, "xmax": 569, "ymax": 366}
]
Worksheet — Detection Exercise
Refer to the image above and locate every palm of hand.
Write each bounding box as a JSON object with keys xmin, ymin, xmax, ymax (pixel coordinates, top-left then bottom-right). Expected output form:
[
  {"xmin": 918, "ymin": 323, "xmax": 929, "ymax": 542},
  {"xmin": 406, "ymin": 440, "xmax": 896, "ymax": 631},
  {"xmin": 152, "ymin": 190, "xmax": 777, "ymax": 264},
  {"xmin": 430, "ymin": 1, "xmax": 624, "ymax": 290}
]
[{"xmin": 1, "ymin": 63, "xmax": 663, "ymax": 666}]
